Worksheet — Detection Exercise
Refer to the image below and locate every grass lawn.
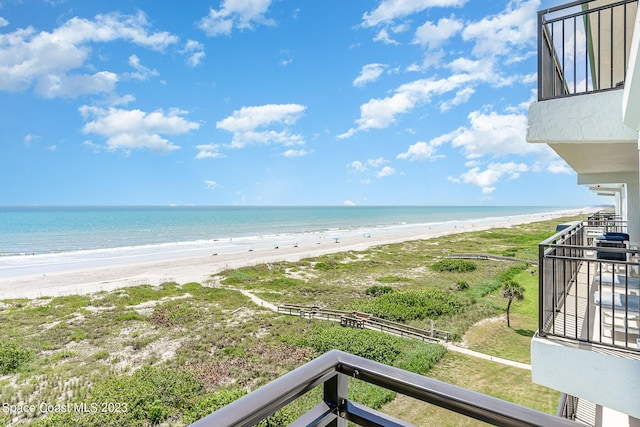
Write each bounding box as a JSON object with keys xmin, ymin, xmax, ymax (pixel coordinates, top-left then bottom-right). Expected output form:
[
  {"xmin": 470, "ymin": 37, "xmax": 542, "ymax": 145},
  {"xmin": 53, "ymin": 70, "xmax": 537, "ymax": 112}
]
[
  {"xmin": 461, "ymin": 268, "xmax": 539, "ymax": 364},
  {"xmin": 382, "ymin": 352, "xmax": 560, "ymax": 426}
]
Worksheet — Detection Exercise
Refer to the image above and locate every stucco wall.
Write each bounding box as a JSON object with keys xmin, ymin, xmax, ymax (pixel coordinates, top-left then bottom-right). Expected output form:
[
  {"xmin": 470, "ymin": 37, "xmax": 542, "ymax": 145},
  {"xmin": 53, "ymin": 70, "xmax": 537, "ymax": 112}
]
[
  {"xmin": 531, "ymin": 335, "xmax": 640, "ymax": 419},
  {"xmin": 528, "ymin": 90, "xmax": 638, "ymax": 144}
]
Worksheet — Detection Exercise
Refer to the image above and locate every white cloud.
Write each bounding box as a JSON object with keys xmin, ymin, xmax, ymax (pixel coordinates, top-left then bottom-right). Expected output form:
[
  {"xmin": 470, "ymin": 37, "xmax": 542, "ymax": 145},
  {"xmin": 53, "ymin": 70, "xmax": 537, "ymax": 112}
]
[
  {"xmin": 345, "ymin": 3, "xmax": 545, "ymax": 138},
  {"xmin": 397, "ymin": 140, "xmax": 444, "ymax": 161},
  {"xmin": 343, "ymin": 200, "xmax": 357, "ymax": 206},
  {"xmin": 182, "ymin": 40, "xmax": 206, "ymax": 67},
  {"xmin": 80, "ymin": 106, "xmax": 200, "ymax": 153},
  {"xmin": 279, "ymin": 50, "xmax": 293, "ymax": 66},
  {"xmin": 282, "ymin": 149, "xmax": 308, "ymax": 157},
  {"xmin": 0, "ymin": 17, "xmax": 8, "ymax": 27},
  {"xmin": 339, "ymin": 76, "xmax": 468, "ymax": 138},
  {"xmin": 462, "ymin": 0, "xmax": 539, "ymax": 58},
  {"xmin": 413, "ymin": 16, "xmax": 463, "ymax": 49},
  {"xmin": 216, "ymin": 104, "xmax": 306, "ymax": 148},
  {"xmin": 448, "ymin": 162, "xmax": 529, "ymax": 192},
  {"xmin": 204, "ymin": 180, "xmax": 219, "ymax": 189},
  {"xmin": 367, "ymin": 157, "xmax": 388, "ymax": 167},
  {"xmin": 23, "ymin": 134, "xmax": 38, "ymax": 147},
  {"xmin": 195, "ymin": 144, "xmax": 225, "ymax": 159},
  {"xmin": 353, "ymin": 63, "xmax": 387, "ymax": 87},
  {"xmin": 187, "ymin": 51, "xmax": 206, "ymax": 67},
  {"xmin": 446, "ymin": 110, "xmax": 548, "ymax": 159},
  {"xmin": 547, "ymin": 160, "xmax": 572, "ymax": 174},
  {"xmin": 439, "ymin": 86, "xmax": 475, "ymax": 112},
  {"xmin": 127, "ymin": 55, "xmax": 159, "ymax": 80},
  {"xmin": 350, "ymin": 158, "xmax": 394, "ymax": 179},
  {"xmin": 362, "ymin": 0, "xmax": 468, "ymax": 27},
  {"xmin": 0, "ymin": 12, "xmax": 178, "ymax": 97},
  {"xmin": 408, "ymin": 50, "xmax": 446, "ymax": 72},
  {"xmin": 349, "ymin": 160, "xmax": 367, "ymax": 172},
  {"xmin": 373, "ymin": 28, "xmax": 399, "ymax": 45},
  {"xmin": 198, "ymin": 0, "xmax": 275, "ymax": 37},
  {"xmin": 377, "ymin": 166, "xmax": 396, "ymax": 177}
]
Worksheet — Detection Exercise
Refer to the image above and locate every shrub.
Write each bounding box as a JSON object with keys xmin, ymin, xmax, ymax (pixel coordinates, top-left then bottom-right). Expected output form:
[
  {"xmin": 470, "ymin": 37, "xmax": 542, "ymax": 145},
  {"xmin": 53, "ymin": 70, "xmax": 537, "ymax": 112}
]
[
  {"xmin": 497, "ymin": 263, "xmax": 529, "ymax": 282},
  {"xmin": 115, "ymin": 312, "xmax": 147, "ymax": 322},
  {"xmin": 0, "ymin": 341, "xmax": 33, "ymax": 374},
  {"xmin": 455, "ymin": 281, "xmax": 469, "ymax": 291},
  {"xmin": 350, "ymin": 290, "xmax": 463, "ymax": 322},
  {"xmin": 221, "ymin": 271, "xmax": 257, "ymax": 285},
  {"xmin": 309, "ymin": 328, "xmax": 402, "ymax": 365},
  {"xmin": 393, "ymin": 344, "xmax": 447, "ymax": 374},
  {"xmin": 263, "ymin": 277, "xmax": 305, "ymax": 290},
  {"xmin": 313, "ymin": 262, "xmax": 334, "ymax": 271},
  {"xmin": 183, "ymin": 389, "xmax": 246, "ymax": 424},
  {"xmin": 365, "ymin": 285, "xmax": 394, "ymax": 297},
  {"xmin": 34, "ymin": 366, "xmax": 204, "ymax": 426},
  {"xmin": 376, "ymin": 276, "xmax": 411, "ymax": 283},
  {"xmin": 430, "ymin": 259, "xmax": 477, "ymax": 273}
]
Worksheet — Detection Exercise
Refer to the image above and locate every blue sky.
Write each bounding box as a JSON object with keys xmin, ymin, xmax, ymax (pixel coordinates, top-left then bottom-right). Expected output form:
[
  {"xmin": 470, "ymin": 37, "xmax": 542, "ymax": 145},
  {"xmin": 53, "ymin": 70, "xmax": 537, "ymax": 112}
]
[{"xmin": 0, "ymin": 0, "xmax": 604, "ymax": 206}]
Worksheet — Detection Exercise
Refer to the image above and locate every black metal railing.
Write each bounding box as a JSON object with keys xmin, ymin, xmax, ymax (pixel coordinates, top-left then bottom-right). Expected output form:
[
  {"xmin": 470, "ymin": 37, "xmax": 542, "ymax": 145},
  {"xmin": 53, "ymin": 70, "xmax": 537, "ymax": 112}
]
[
  {"xmin": 538, "ymin": 0, "xmax": 638, "ymax": 100},
  {"xmin": 538, "ymin": 219, "xmax": 639, "ymax": 351},
  {"xmin": 191, "ymin": 350, "xmax": 581, "ymax": 427},
  {"xmin": 557, "ymin": 393, "xmax": 579, "ymax": 420}
]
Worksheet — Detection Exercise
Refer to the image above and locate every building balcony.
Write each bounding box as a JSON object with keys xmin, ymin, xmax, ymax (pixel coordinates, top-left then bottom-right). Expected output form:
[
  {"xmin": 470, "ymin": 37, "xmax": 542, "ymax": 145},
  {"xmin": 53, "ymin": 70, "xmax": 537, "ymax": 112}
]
[
  {"xmin": 528, "ymin": 0, "xmax": 639, "ymax": 180},
  {"xmin": 527, "ymin": 1, "xmax": 640, "ymax": 239},
  {"xmin": 538, "ymin": 0, "xmax": 637, "ymax": 101},
  {"xmin": 532, "ymin": 214, "xmax": 640, "ymax": 420}
]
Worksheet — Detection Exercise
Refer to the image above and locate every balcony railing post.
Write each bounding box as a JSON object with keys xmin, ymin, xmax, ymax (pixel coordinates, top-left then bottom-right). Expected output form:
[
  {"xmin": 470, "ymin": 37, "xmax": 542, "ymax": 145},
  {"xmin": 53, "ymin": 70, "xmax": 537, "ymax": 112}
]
[
  {"xmin": 539, "ymin": 242, "xmax": 546, "ymax": 336},
  {"xmin": 324, "ymin": 372, "xmax": 348, "ymax": 427}
]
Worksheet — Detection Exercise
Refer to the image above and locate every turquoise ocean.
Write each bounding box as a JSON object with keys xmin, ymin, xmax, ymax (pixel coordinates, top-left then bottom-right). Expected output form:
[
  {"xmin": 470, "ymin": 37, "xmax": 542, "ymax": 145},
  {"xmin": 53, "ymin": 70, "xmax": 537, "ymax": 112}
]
[{"xmin": 1, "ymin": 205, "xmax": 575, "ymax": 257}]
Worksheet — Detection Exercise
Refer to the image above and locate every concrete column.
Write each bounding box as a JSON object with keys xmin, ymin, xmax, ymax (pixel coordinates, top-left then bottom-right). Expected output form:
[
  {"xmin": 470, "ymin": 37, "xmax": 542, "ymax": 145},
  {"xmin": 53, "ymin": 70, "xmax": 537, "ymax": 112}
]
[
  {"xmin": 621, "ymin": 183, "xmax": 628, "ymax": 220},
  {"xmin": 617, "ymin": 187, "xmax": 623, "ymax": 217},
  {"xmin": 632, "ymin": 144, "xmax": 640, "ymax": 242},
  {"xmin": 628, "ymin": 179, "xmax": 640, "ymax": 242}
]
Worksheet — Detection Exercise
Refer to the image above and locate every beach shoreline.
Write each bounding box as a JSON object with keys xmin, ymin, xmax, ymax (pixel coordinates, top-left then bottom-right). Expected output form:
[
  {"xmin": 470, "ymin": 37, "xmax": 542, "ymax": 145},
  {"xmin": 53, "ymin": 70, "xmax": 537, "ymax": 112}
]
[{"xmin": 0, "ymin": 208, "xmax": 593, "ymax": 300}]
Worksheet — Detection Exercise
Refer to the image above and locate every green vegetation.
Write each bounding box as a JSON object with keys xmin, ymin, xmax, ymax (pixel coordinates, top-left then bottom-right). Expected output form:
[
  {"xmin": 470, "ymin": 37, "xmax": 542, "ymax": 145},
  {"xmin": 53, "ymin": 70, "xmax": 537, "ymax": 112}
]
[
  {"xmin": 365, "ymin": 285, "xmax": 394, "ymax": 296},
  {"xmin": 348, "ymin": 289, "xmax": 463, "ymax": 322},
  {"xmin": 501, "ymin": 280, "xmax": 525, "ymax": 328},
  {"xmin": 0, "ymin": 340, "xmax": 33, "ymax": 374},
  {"xmin": 430, "ymin": 259, "xmax": 477, "ymax": 273},
  {"xmin": 0, "ymin": 214, "xmax": 583, "ymax": 426}
]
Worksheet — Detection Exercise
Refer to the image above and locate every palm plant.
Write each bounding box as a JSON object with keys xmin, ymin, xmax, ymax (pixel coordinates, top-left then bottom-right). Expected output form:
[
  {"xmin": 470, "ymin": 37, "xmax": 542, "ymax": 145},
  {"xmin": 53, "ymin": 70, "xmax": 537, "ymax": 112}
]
[{"xmin": 500, "ymin": 280, "xmax": 524, "ymax": 328}]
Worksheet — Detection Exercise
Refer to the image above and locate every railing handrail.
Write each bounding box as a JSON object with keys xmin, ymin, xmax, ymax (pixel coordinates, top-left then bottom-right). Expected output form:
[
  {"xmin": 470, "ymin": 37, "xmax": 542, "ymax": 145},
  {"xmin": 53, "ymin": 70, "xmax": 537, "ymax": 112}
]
[
  {"xmin": 190, "ymin": 350, "xmax": 581, "ymax": 427},
  {"xmin": 541, "ymin": 0, "xmax": 633, "ymax": 25}
]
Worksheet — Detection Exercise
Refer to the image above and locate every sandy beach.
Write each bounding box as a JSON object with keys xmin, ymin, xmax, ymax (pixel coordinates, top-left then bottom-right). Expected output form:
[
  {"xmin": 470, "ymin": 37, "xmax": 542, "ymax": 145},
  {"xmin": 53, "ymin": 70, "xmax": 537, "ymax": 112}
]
[{"xmin": 0, "ymin": 208, "xmax": 592, "ymax": 300}]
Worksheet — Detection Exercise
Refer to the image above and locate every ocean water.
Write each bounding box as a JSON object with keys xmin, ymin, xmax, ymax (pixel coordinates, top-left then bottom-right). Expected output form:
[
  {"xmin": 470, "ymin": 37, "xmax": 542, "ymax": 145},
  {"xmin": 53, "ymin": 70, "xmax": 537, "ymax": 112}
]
[{"xmin": 1, "ymin": 205, "xmax": 572, "ymax": 257}]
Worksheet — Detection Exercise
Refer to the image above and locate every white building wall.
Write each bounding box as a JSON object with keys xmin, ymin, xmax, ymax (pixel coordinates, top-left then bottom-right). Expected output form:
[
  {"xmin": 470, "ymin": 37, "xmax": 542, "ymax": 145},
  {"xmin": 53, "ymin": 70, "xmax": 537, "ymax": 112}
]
[
  {"xmin": 531, "ymin": 336, "xmax": 640, "ymax": 419},
  {"xmin": 528, "ymin": 91, "xmax": 638, "ymax": 145}
]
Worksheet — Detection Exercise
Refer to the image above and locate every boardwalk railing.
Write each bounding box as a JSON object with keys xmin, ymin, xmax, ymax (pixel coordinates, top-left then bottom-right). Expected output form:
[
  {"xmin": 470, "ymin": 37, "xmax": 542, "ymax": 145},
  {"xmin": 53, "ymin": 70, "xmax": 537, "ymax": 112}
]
[{"xmin": 277, "ymin": 304, "xmax": 451, "ymax": 342}]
